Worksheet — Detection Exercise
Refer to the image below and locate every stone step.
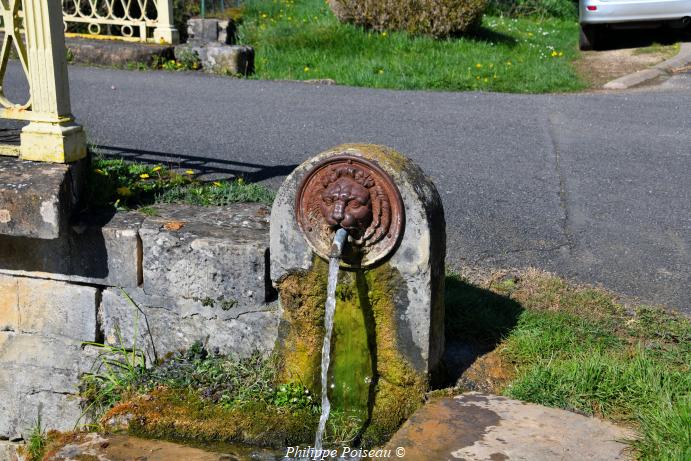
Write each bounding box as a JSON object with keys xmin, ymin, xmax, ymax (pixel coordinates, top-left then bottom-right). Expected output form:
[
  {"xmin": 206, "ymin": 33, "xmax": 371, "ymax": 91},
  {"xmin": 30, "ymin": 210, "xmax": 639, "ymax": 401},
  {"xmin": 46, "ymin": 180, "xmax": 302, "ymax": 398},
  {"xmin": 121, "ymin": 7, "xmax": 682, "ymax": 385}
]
[
  {"xmin": 0, "ymin": 157, "xmax": 86, "ymax": 239},
  {"xmin": 386, "ymin": 392, "xmax": 633, "ymax": 461}
]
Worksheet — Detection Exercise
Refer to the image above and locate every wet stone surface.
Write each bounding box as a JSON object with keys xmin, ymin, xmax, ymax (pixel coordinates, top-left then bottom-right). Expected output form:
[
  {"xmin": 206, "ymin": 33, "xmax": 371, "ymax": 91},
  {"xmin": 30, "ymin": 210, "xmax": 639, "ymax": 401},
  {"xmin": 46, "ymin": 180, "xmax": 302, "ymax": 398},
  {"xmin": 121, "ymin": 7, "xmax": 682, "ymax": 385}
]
[
  {"xmin": 386, "ymin": 393, "xmax": 633, "ymax": 460},
  {"xmin": 45, "ymin": 433, "xmax": 283, "ymax": 461},
  {"xmin": 0, "ymin": 157, "xmax": 86, "ymax": 239}
]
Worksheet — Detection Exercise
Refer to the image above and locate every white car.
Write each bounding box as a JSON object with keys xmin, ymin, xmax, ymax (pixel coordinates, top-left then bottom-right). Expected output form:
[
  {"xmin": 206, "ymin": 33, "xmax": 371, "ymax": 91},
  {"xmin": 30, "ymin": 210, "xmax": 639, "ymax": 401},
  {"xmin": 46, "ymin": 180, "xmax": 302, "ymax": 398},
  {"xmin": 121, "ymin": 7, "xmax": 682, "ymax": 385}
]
[{"xmin": 579, "ymin": 0, "xmax": 691, "ymax": 49}]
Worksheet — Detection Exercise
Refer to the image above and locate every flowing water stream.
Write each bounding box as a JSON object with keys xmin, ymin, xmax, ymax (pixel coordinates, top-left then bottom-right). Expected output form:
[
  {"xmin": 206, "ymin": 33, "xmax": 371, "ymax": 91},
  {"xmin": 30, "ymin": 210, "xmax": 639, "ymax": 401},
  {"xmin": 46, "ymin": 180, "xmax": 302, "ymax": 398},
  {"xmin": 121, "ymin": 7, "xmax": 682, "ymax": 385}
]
[{"xmin": 314, "ymin": 228, "xmax": 348, "ymax": 451}]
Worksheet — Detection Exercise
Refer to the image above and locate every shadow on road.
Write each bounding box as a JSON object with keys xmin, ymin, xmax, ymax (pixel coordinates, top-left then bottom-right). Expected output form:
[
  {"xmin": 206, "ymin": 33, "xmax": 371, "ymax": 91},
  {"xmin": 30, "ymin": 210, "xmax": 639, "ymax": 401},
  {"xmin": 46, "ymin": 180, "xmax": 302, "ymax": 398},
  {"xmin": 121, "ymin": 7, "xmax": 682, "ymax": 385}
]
[{"xmin": 93, "ymin": 144, "xmax": 298, "ymax": 183}]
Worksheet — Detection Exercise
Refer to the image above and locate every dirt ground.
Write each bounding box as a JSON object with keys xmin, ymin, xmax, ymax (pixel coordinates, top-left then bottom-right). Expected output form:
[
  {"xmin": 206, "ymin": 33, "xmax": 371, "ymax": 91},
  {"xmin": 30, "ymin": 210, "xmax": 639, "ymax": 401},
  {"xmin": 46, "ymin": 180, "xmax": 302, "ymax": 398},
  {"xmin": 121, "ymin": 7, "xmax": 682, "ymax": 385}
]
[{"xmin": 575, "ymin": 45, "xmax": 679, "ymax": 88}]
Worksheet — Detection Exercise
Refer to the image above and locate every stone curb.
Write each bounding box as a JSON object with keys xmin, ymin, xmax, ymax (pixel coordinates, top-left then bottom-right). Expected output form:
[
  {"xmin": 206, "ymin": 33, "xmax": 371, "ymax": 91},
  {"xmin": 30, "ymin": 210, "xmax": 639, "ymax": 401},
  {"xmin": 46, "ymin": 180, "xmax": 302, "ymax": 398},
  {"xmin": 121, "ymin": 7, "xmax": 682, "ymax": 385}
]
[{"xmin": 603, "ymin": 42, "xmax": 691, "ymax": 90}]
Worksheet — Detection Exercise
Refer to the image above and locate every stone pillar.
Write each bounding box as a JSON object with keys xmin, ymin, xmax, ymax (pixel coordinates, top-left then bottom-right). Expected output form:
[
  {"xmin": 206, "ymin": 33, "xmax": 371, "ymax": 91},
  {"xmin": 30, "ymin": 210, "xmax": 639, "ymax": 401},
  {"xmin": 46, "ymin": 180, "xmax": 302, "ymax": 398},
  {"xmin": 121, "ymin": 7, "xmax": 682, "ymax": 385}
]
[
  {"xmin": 19, "ymin": 0, "xmax": 86, "ymax": 163},
  {"xmin": 153, "ymin": 0, "xmax": 180, "ymax": 44}
]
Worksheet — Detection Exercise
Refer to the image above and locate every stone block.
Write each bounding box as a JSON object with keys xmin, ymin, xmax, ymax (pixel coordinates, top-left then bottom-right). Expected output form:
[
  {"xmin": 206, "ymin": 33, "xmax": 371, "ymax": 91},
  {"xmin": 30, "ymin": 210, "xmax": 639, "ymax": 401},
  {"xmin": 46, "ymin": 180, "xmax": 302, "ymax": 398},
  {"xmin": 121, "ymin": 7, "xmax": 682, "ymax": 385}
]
[
  {"xmin": 203, "ymin": 43, "xmax": 254, "ymax": 75},
  {"xmin": 66, "ymin": 37, "xmax": 174, "ymax": 67},
  {"xmin": 0, "ymin": 274, "xmax": 98, "ymax": 341},
  {"xmin": 0, "ymin": 440, "xmax": 23, "ymax": 461},
  {"xmin": 99, "ymin": 287, "xmax": 279, "ymax": 363},
  {"xmin": 0, "ymin": 157, "xmax": 86, "ymax": 239},
  {"xmin": 217, "ymin": 20, "xmax": 236, "ymax": 45},
  {"xmin": 0, "ymin": 211, "xmax": 143, "ymax": 288},
  {"xmin": 140, "ymin": 204, "xmax": 272, "ymax": 308},
  {"xmin": 187, "ymin": 18, "xmax": 221, "ymax": 43},
  {"xmin": 175, "ymin": 43, "xmax": 254, "ymax": 75},
  {"xmin": 0, "ymin": 334, "xmax": 96, "ymax": 440}
]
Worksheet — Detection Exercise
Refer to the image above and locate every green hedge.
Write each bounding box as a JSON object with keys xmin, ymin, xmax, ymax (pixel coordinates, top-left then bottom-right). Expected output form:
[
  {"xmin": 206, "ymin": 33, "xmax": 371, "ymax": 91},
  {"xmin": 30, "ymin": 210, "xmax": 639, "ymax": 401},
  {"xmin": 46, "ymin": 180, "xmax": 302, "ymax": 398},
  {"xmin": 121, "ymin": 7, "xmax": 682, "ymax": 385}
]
[
  {"xmin": 487, "ymin": 0, "xmax": 578, "ymax": 19},
  {"xmin": 328, "ymin": 0, "xmax": 488, "ymax": 38}
]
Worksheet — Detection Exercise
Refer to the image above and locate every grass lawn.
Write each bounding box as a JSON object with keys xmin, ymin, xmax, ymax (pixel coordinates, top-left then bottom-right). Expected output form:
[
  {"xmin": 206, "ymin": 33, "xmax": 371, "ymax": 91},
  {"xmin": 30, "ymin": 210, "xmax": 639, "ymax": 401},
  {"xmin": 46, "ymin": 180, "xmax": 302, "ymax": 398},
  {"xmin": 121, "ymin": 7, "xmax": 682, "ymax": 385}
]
[
  {"xmin": 236, "ymin": 0, "xmax": 586, "ymax": 93},
  {"xmin": 86, "ymin": 155, "xmax": 275, "ymax": 211},
  {"xmin": 446, "ymin": 269, "xmax": 690, "ymax": 460}
]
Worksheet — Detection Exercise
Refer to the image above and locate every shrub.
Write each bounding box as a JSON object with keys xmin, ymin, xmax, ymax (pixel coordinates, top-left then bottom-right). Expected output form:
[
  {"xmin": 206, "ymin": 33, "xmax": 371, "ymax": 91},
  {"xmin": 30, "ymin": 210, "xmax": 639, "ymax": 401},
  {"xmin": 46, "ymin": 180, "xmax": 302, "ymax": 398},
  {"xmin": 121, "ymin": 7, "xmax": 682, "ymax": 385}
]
[
  {"xmin": 328, "ymin": 0, "xmax": 488, "ymax": 38},
  {"xmin": 487, "ymin": 0, "xmax": 578, "ymax": 19}
]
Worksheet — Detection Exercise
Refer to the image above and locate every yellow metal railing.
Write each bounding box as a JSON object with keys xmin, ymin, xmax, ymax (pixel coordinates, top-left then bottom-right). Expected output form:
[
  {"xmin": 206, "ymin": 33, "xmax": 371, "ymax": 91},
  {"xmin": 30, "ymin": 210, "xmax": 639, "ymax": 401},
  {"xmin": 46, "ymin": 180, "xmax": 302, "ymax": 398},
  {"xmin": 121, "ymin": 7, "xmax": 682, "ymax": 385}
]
[
  {"xmin": 62, "ymin": 0, "xmax": 178, "ymax": 44},
  {"xmin": 0, "ymin": 0, "xmax": 86, "ymax": 163}
]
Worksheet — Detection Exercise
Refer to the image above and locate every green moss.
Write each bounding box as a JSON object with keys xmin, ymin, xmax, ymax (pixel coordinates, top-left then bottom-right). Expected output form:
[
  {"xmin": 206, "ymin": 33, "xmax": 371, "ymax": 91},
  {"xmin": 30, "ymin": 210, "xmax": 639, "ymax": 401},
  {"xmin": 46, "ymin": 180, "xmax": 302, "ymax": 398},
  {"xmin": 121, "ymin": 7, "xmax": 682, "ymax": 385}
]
[
  {"xmin": 358, "ymin": 265, "xmax": 427, "ymax": 447},
  {"xmin": 276, "ymin": 258, "xmax": 329, "ymax": 391},
  {"xmin": 275, "ymin": 258, "xmax": 427, "ymax": 447},
  {"xmin": 330, "ymin": 271, "xmax": 374, "ymax": 422},
  {"xmin": 105, "ymin": 388, "xmax": 317, "ymax": 448}
]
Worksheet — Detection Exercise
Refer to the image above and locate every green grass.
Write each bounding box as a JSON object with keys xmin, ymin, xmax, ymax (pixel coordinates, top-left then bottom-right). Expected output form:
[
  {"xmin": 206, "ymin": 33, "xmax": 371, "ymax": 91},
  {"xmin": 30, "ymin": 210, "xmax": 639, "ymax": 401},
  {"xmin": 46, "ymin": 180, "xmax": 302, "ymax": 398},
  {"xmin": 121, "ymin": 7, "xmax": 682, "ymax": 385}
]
[
  {"xmin": 236, "ymin": 0, "xmax": 585, "ymax": 93},
  {"xmin": 24, "ymin": 416, "xmax": 47, "ymax": 461},
  {"xmin": 86, "ymin": 155, "xmax": 275, "ymax": 211},
  {"xmin": 633, "ymin": 42, "xmax": 680, "ymax": 58},
  {"xmin": 446, "ymin": 270, "xmax": 691, "ymax": 460}
]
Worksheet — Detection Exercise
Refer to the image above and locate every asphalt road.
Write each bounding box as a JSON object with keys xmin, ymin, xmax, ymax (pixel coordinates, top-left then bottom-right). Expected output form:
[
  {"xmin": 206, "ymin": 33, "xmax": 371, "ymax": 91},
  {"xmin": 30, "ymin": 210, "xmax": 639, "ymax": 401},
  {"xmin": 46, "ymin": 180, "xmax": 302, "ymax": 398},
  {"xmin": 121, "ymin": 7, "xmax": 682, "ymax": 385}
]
[{"xmin": 3, "ymin": 64, "xmax": 689, "ymax": 312}]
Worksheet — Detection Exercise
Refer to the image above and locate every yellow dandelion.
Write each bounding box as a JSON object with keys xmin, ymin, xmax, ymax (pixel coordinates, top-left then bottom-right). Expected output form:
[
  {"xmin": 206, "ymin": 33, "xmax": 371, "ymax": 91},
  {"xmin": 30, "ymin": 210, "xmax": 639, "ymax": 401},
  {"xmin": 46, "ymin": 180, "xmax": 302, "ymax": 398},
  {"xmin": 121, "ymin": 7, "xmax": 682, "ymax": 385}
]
[
  {"xmin": 475, "ymin": 63, "xmax": 482, "ymax": 69},
  {"xmin": 304, "ymin": 66, "xmax": 310, "ymax": 72},
  {"xmin": 382, "ymin": 32, "xmax": 387, "ymax": 37},
  {"xmin": 152, "ymin": 166, "xmax": 162, "ymax": 172},
  {"xmin": 185, "ymin": 170, "xmax": 195, "ymax": 175},
  {"xmin": 139, "ymin": 173, "xmax": 150, "ymax": 179},
  {"xmin": 558, "ymin": 51, "xmax": 564, "ymax": 57},
  {"xmin": 116, "ymin": 186, "xmax": 132, "ymax": 197},
  {"xmin": 213, "ymin": 181, "xmax": 222, "ymax": 187}
]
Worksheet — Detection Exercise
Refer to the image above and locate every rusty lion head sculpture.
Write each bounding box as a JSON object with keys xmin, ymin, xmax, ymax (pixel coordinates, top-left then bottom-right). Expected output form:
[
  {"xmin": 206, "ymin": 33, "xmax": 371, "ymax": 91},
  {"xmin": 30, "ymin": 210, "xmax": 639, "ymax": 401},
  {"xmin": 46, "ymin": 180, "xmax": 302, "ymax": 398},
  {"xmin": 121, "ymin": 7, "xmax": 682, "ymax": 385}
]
[
  {"xmin": 296, "ymin": 155, "xmax": 404, "ymax": 266},
  {"xmin": 317, "ymin": 164, "xmax": 391, "ymax": 246}
]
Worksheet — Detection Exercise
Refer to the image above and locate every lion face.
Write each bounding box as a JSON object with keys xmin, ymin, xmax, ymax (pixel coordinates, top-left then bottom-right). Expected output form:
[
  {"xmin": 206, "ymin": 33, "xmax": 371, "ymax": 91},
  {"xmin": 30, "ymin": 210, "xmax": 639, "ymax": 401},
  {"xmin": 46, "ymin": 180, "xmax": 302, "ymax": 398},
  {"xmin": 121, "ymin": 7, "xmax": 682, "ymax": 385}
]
[{"xmin": 319, "ymin": 176, "xmax": 373, "ymax": 238}]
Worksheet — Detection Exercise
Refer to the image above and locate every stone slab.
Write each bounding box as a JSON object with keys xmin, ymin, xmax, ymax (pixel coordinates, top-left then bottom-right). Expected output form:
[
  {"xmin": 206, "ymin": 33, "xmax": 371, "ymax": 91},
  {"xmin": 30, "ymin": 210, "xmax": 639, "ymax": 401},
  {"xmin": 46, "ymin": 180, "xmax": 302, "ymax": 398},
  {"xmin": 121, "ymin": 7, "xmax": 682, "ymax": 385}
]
[
  {"xmin": 0, "ymin": 334, "xmax": 97, "ymax": 440},
  {"xmin": 0, "ymin": 440, "xmax": 23, "ymax": 461},
  {"xmin": 0, "ymin": 157, "xmax": 86, "ymax": 239},
  {"xmin": 66, "ymin": 37, "xmax": 174, "ymax": 67},
  {"xmin": 100, "ymin": 286, "xmax": 279, "ymax": 364},
  {"xmin": 140, "ymin": 203, "xmax": 272, "ymax": 308},
  {"xmin": 174, "ymin": 43, "xmax": 254, "ymax": 75},
  {"xmin": 0, "ymin": 211, "xmax": 143, "ymax": 288},
  {"xmin": 187, "ymin": 18, "xmax": 236, "ymax": 44},
  {"xmin": 44, "ymin": 433, "xmax": 282, "ymax": 461},
  {"xmin": 0, "ymin": 274, "xmax": 98, "ymax": 341},
  {"xmin": 603, "ymin": 68, "xmax": 665, "ymax": 90},
  {"xmin": 386, "ymin": 393, "xmax": 633, "ymax": 461}
]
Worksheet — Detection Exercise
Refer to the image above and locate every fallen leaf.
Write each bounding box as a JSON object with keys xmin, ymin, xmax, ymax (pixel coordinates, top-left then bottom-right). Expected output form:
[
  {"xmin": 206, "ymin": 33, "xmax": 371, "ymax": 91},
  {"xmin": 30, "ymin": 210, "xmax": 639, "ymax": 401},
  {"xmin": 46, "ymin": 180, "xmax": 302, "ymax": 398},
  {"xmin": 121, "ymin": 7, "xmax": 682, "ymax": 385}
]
[{"xmin": 163, "ymin": 221, "xmax": 185, "ymax": 231}]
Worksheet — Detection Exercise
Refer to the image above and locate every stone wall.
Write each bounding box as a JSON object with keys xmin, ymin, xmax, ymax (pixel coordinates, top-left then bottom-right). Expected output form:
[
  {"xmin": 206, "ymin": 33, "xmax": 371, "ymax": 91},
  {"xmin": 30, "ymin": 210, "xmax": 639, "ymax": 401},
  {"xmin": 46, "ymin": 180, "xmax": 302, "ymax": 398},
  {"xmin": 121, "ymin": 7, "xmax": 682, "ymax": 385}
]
[{"xmin": 0, "ymin": 202, "xmax": 278, "ymax": 443}]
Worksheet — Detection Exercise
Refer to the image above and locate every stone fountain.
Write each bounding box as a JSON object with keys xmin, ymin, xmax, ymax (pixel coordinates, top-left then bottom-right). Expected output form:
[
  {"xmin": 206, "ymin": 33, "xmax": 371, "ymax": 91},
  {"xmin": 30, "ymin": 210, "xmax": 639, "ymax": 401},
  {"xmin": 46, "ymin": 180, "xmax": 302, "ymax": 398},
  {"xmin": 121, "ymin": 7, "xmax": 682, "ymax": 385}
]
[{"xmin": 270, "ymin": 144, "xmax": 445, "ymax": 446}]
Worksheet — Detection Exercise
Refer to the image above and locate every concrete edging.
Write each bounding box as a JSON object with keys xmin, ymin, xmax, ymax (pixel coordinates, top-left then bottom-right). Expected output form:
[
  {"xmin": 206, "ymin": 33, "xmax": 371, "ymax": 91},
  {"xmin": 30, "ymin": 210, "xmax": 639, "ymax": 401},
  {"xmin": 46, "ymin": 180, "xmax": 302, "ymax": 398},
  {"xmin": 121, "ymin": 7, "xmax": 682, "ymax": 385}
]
[{"xmin": 603, "ymin": 42, "xmax": 691, "ymax": 90}]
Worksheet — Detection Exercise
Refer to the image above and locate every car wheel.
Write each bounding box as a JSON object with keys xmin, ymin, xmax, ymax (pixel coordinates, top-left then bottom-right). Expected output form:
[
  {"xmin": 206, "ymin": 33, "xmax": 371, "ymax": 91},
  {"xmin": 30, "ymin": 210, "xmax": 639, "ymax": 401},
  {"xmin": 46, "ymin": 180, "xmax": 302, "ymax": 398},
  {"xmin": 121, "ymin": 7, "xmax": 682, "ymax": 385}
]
[{"xmin": 579, "ymin": 25, "xmax": 600, "ymax": 51}]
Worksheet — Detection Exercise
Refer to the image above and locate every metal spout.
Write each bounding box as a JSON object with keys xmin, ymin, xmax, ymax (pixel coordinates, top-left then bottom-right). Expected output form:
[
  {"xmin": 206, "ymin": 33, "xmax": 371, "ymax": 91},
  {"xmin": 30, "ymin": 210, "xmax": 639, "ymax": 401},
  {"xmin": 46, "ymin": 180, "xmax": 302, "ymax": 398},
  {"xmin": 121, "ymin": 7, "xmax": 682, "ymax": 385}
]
[{"xmin": 329, "ymin": 228, "xmax": 348, "ymax": 258}]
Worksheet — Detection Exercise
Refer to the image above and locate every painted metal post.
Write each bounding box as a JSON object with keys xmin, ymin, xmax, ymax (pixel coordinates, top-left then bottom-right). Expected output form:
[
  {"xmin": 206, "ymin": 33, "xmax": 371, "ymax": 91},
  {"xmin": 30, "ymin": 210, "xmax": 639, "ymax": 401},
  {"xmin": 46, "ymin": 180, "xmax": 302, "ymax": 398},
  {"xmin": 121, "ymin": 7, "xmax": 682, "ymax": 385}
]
[
  {"xmin": 153, "ymin": 0, "xmax": 180, "ymax": 44},
  {"xmin": 19, "ymin": 0, "xmax": 86, "ymax": 163}
]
